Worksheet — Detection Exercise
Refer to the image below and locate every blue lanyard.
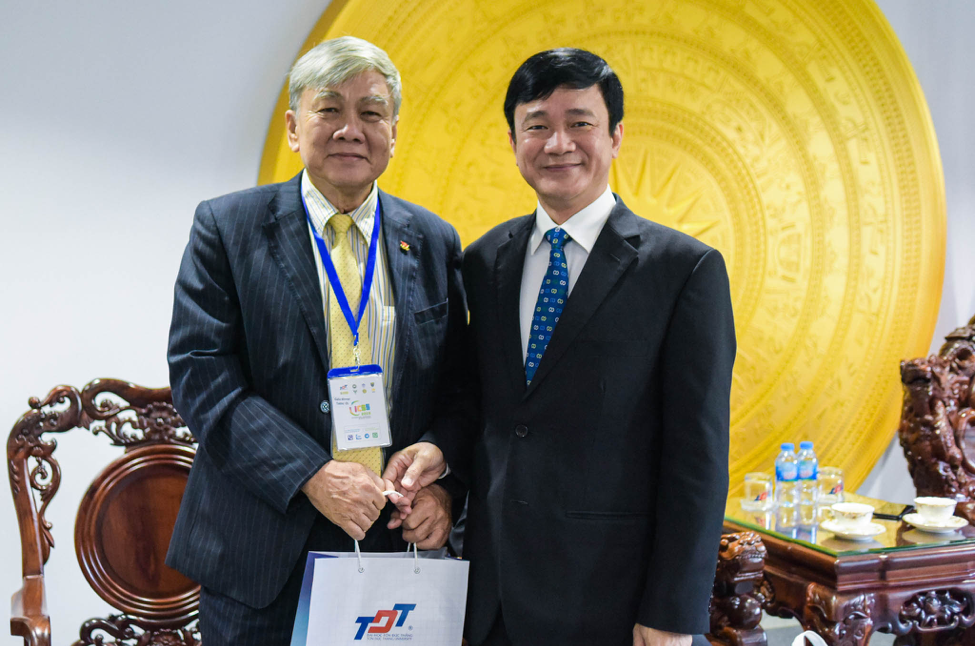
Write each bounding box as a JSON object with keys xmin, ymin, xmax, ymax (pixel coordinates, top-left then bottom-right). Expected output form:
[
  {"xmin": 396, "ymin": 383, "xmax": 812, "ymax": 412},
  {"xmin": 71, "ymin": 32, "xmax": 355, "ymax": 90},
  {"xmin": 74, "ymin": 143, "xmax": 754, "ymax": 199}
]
[{"xmin": 303, "ymin": 193, "xmax": 382, "ymax": 350}]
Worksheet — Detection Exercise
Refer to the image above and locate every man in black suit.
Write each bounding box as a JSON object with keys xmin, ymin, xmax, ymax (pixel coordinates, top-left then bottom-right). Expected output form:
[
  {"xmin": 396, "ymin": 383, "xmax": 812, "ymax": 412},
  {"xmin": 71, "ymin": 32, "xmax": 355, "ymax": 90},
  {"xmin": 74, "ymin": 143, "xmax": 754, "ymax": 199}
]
[
  {"xmin": 166, "ymin": 36, "xmax": 463, "ymax": 646},
  {"xmin": 389, "ymin": 48, "xmax": 735, "ymax": 646}
]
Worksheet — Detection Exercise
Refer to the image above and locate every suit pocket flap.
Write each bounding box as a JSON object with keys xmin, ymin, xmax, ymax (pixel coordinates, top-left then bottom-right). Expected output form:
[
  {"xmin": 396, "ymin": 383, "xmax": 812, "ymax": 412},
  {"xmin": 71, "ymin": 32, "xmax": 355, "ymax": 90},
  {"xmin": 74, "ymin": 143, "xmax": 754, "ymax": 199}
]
[{"xmin": 414, "ymin": 300, "xmax": 448, "ymax": 325}]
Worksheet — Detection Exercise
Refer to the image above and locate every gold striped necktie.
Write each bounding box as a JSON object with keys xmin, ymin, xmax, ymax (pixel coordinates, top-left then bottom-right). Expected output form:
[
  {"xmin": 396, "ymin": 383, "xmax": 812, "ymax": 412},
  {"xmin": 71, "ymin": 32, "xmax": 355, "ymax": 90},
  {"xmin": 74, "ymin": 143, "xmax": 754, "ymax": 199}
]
[{"xmin": 327, "ymin": 213, "xmax": 383, "ymax": 475}]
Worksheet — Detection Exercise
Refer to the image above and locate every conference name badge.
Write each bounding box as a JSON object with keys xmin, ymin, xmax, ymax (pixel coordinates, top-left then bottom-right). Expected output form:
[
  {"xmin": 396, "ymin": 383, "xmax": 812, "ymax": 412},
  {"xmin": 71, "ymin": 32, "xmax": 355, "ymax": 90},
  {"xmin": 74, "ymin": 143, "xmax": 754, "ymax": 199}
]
[{"xmin": 328, "ymin": 365, "xmax": 391, "ymax": 452}]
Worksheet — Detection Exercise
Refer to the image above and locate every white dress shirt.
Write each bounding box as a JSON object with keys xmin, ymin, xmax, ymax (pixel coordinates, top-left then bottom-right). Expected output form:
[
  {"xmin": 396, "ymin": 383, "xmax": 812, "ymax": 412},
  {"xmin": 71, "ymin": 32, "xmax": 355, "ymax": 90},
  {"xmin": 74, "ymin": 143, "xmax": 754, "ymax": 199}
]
[{"xmin": 519, "ymin": 186, "xmax": 617, "ymax": 360}]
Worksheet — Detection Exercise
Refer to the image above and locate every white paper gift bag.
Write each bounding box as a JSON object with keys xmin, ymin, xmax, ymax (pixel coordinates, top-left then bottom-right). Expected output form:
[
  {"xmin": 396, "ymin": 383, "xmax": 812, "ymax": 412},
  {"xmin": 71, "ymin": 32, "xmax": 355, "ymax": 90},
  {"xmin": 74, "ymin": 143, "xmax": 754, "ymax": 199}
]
[{"xmin": 291, "ymin": 544, "xmax": 469, "ymax": 646}]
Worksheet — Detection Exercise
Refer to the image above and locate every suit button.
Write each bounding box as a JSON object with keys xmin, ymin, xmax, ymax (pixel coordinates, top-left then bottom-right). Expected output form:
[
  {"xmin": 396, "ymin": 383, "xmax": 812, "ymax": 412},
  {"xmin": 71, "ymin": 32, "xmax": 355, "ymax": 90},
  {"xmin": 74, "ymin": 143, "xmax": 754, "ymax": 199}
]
[
  {"xmin": 515, "ymin": 424, "xmax": 528, "ymax": 438},
  {"xmin": 320, "ymin": 400, "xmax": 330, "ymax": 414}
]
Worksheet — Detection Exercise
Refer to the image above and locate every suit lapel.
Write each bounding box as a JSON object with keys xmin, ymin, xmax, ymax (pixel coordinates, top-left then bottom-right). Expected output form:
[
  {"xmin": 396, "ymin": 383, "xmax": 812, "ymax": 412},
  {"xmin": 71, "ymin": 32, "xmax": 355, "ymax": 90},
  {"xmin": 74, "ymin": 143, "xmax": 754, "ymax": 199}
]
[
  {"xmin": 494, "ymin": 216, "xmax": 534, "ymax": 397},
  {"xmin": 525, "ymin": 199, "xmax": 641, "ymax": 396},
  {"xmin": 262, "ymin": 175, "xmax": 331, "ymax": 373},
  {"xmin": 378, "ymin": 191, "xmax": 420, "ymax": 414}
]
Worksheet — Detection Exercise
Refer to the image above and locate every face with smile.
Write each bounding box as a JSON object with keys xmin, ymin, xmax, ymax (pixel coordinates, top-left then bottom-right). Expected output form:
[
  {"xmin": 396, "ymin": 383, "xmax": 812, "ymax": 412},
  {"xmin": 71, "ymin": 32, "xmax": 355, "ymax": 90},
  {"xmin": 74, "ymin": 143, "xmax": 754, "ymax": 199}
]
[
  {"xmin": 286, "ymin": 70, "xmax": 397, "ymax": 212},
  {"xmin": 509, "ymin": 84, "xmax": 623, "ymax": 223}
]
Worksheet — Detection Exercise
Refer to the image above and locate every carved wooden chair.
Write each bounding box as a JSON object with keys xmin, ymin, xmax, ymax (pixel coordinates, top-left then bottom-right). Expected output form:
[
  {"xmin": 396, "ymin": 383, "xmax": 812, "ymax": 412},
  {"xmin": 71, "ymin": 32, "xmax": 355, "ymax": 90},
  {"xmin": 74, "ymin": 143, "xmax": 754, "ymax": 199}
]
[
  {"xmin": 899, "ymin": 314, "xmax": 975, "ymax": 523},
  {"xmin": 7, "ymin": 378, "xmax": 199, "ymax": 646}
]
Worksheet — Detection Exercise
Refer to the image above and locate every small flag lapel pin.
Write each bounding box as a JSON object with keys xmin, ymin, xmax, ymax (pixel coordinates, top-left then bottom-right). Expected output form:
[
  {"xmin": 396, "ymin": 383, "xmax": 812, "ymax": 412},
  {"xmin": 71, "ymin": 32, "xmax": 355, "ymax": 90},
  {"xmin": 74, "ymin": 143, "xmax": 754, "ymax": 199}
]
[{"xmin": 399, "ymin": 240, "xmax": 411, "ymax": 252}]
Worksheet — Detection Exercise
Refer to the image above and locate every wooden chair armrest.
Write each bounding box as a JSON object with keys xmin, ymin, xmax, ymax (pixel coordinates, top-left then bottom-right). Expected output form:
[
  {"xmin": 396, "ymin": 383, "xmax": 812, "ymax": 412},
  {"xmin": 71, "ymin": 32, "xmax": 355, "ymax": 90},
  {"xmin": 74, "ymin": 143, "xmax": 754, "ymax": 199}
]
[
  {"xmin": 10, "ymin": 575, "xmax": 50, "ymax": 646},
  {"xmin": 708, "ymin": 531, "xmax": 769, "ymax": 646}
]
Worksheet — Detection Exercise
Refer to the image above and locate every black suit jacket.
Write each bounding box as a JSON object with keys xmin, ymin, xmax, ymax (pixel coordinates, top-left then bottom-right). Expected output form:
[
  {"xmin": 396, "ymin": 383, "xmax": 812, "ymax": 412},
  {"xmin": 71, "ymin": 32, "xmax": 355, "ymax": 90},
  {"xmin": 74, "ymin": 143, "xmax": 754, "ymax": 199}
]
[
  {"xmin": 165, "ymin": 175, "xmax": 467, "ymax": 609},
  {"xmin": 449, "ymin": 198, "xmax": 735, "ymax": 645}
]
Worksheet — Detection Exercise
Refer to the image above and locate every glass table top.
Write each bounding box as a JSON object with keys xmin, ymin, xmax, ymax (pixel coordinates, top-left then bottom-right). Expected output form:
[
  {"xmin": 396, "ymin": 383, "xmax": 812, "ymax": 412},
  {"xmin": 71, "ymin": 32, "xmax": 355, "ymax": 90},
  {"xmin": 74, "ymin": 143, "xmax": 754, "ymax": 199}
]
[{"xmin": 725, "ymin": 493, "xmax": 975, "ymax": 556}]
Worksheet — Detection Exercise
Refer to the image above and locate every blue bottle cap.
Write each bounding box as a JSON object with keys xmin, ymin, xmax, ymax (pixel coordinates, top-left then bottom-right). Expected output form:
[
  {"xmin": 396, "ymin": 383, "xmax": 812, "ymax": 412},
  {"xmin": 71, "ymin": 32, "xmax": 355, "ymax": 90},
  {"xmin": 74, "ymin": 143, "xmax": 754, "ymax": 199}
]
[
  {"xmin": 799, "ymin": 441, "xmax": 814, "ymax": 449},
  {"xmin": 781, "ymin": 442, "xmax": 795, "ymax": 451}
]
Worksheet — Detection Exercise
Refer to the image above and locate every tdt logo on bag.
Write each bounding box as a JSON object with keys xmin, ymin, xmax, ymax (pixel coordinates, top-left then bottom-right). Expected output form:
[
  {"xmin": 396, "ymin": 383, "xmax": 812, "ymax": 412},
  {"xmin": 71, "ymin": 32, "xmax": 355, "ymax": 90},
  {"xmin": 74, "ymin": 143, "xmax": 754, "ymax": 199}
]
[{"xmin": 353, "ymin": 603, "xmax": 416, "ymax": 640}]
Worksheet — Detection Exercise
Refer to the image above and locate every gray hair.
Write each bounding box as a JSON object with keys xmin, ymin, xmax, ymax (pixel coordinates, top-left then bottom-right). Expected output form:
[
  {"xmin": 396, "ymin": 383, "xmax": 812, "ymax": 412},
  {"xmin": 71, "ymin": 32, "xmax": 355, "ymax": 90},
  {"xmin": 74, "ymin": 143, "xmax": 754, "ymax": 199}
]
[{"xmin": 288, "ymin": 36, "xmax": 402, "ymax": 117}]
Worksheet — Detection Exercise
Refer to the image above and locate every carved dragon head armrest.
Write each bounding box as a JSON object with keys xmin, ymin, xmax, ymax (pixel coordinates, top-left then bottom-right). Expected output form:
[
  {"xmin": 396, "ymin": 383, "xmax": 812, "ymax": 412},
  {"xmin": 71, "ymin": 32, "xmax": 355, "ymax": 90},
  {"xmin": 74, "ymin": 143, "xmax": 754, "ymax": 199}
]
[
  {"xmin": 899, "ymin": 314, "xmax": 975, "ymax": 523},
  {"xmin": 709, "ymin": 531, "xmax": 771, "ymax": 646}
]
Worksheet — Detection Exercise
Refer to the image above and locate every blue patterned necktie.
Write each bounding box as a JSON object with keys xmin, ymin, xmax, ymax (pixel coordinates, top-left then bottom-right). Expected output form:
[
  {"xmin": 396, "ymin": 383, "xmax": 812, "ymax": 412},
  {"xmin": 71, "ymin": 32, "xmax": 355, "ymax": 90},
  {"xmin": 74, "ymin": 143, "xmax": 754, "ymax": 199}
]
[{"xmin": 525, "ymin": 227, "xmax": 571, "ymax": 385}]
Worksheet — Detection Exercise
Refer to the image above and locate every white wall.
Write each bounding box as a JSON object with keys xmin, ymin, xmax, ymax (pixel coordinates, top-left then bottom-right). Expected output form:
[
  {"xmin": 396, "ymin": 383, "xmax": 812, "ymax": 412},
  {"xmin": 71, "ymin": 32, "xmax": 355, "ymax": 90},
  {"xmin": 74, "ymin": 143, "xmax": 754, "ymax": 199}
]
[
  {"xmin": 0, "ymin": 0, "xmax": 328, "ymax": 640},
  {"xmin": 856, "ymin": 0, "xmax": 975, "ymax": 503},
  {"xmin": 0, "ymin": 0, "xmax": 972, "ymax": 641}
]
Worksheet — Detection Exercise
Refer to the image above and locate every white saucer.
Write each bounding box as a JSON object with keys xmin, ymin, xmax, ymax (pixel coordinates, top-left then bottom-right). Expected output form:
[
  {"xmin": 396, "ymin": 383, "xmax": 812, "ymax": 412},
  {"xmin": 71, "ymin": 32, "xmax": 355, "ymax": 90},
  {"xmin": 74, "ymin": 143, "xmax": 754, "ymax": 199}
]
[
  {"xmin": 903, "ymin": 513, "xmax": 968, "ymax": 533},
  {"xmin": 821, "ymin": 519, "xmax": 885, "ymax": 541}
]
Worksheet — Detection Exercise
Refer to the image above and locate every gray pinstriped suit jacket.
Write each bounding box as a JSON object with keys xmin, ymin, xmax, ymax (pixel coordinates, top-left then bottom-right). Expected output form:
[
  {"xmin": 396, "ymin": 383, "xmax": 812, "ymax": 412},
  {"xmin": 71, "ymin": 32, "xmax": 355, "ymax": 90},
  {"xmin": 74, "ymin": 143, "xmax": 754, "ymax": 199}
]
[{"xmin": 165, "ymin": 174, "xmax": 468, "ymax": 609}]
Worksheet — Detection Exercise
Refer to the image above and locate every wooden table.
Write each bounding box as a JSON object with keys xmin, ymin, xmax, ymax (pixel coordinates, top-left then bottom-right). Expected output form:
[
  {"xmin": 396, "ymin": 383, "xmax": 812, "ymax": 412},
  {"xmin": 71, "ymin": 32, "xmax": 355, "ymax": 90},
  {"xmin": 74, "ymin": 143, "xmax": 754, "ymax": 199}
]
[{"xmin": 723, "ymin": 495, "xmax": 975, "ymax": 646}]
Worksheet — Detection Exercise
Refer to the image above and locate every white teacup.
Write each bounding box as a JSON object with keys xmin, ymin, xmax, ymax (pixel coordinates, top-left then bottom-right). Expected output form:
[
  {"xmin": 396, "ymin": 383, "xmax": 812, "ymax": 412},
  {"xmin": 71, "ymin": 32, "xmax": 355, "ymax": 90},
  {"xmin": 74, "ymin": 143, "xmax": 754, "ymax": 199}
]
[
  {"xmin": 831, "ymin": 502, "xmax": 874, "ymax": 530},
  {"xmin": 914, "ymin": 496, "xmax": 956, "ymax": 523}
]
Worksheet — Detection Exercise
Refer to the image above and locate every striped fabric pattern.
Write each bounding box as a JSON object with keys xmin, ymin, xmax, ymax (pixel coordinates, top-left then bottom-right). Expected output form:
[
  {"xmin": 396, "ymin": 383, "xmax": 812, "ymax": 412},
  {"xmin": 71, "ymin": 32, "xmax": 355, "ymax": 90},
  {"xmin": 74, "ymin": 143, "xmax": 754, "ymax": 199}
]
[{"xmin": 302, "ymin": 172, "xmax": 396, "ymax": 410}]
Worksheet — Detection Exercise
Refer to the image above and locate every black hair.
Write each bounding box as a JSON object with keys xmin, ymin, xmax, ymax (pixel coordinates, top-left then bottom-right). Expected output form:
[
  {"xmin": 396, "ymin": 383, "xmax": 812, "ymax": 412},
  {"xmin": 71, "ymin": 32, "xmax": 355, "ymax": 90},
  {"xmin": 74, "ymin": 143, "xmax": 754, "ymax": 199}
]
[{"xmin": 504, "ymin": 48, "xmax": 624, "ymax": 136}]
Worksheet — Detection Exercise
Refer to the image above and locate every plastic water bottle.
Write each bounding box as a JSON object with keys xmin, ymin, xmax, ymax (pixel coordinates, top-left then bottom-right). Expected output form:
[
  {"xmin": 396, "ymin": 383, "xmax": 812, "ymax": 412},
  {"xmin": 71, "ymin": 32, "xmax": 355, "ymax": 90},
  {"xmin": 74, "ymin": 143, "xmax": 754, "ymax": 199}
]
[
  {"xmin": 775, "ymin": 443, "xmax": 799, "ymax": 526},
  {"xmin": 797, "ymin": 441, "xmax": 820, "ymax": 526},
  {"xmin": 797, "ymin": 441, "xmax": 818, "ymax": 481}
]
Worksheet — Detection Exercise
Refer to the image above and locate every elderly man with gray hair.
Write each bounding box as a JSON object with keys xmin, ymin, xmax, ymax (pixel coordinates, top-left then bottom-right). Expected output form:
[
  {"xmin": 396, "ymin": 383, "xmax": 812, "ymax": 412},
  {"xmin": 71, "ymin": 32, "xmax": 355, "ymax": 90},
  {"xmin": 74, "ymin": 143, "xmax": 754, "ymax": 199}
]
[{"xmin": 166, "ymin": 36, "xmax": 467, "ymax": 645}]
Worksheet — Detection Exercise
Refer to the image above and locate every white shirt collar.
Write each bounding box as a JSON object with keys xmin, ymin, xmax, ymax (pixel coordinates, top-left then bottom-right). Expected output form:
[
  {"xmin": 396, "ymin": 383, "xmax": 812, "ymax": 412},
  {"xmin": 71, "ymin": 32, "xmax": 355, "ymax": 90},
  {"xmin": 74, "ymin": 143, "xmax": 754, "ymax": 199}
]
[
  {"xmin": 529, "ymin": 186, "xmax": 616, "ymax": 254},
  {"xmin": 301, "ymin": 169, "xmax": 379, "ymax": 241}
]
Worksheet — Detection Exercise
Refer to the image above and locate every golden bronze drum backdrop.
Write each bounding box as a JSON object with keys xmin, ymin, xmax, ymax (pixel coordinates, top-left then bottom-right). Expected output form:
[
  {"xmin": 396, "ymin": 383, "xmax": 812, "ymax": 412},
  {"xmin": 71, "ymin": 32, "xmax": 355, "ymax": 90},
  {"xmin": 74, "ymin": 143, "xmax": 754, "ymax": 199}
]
[{"xmin": 260, "ymin": 0, "xmax": 946, "ymax": 492}]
